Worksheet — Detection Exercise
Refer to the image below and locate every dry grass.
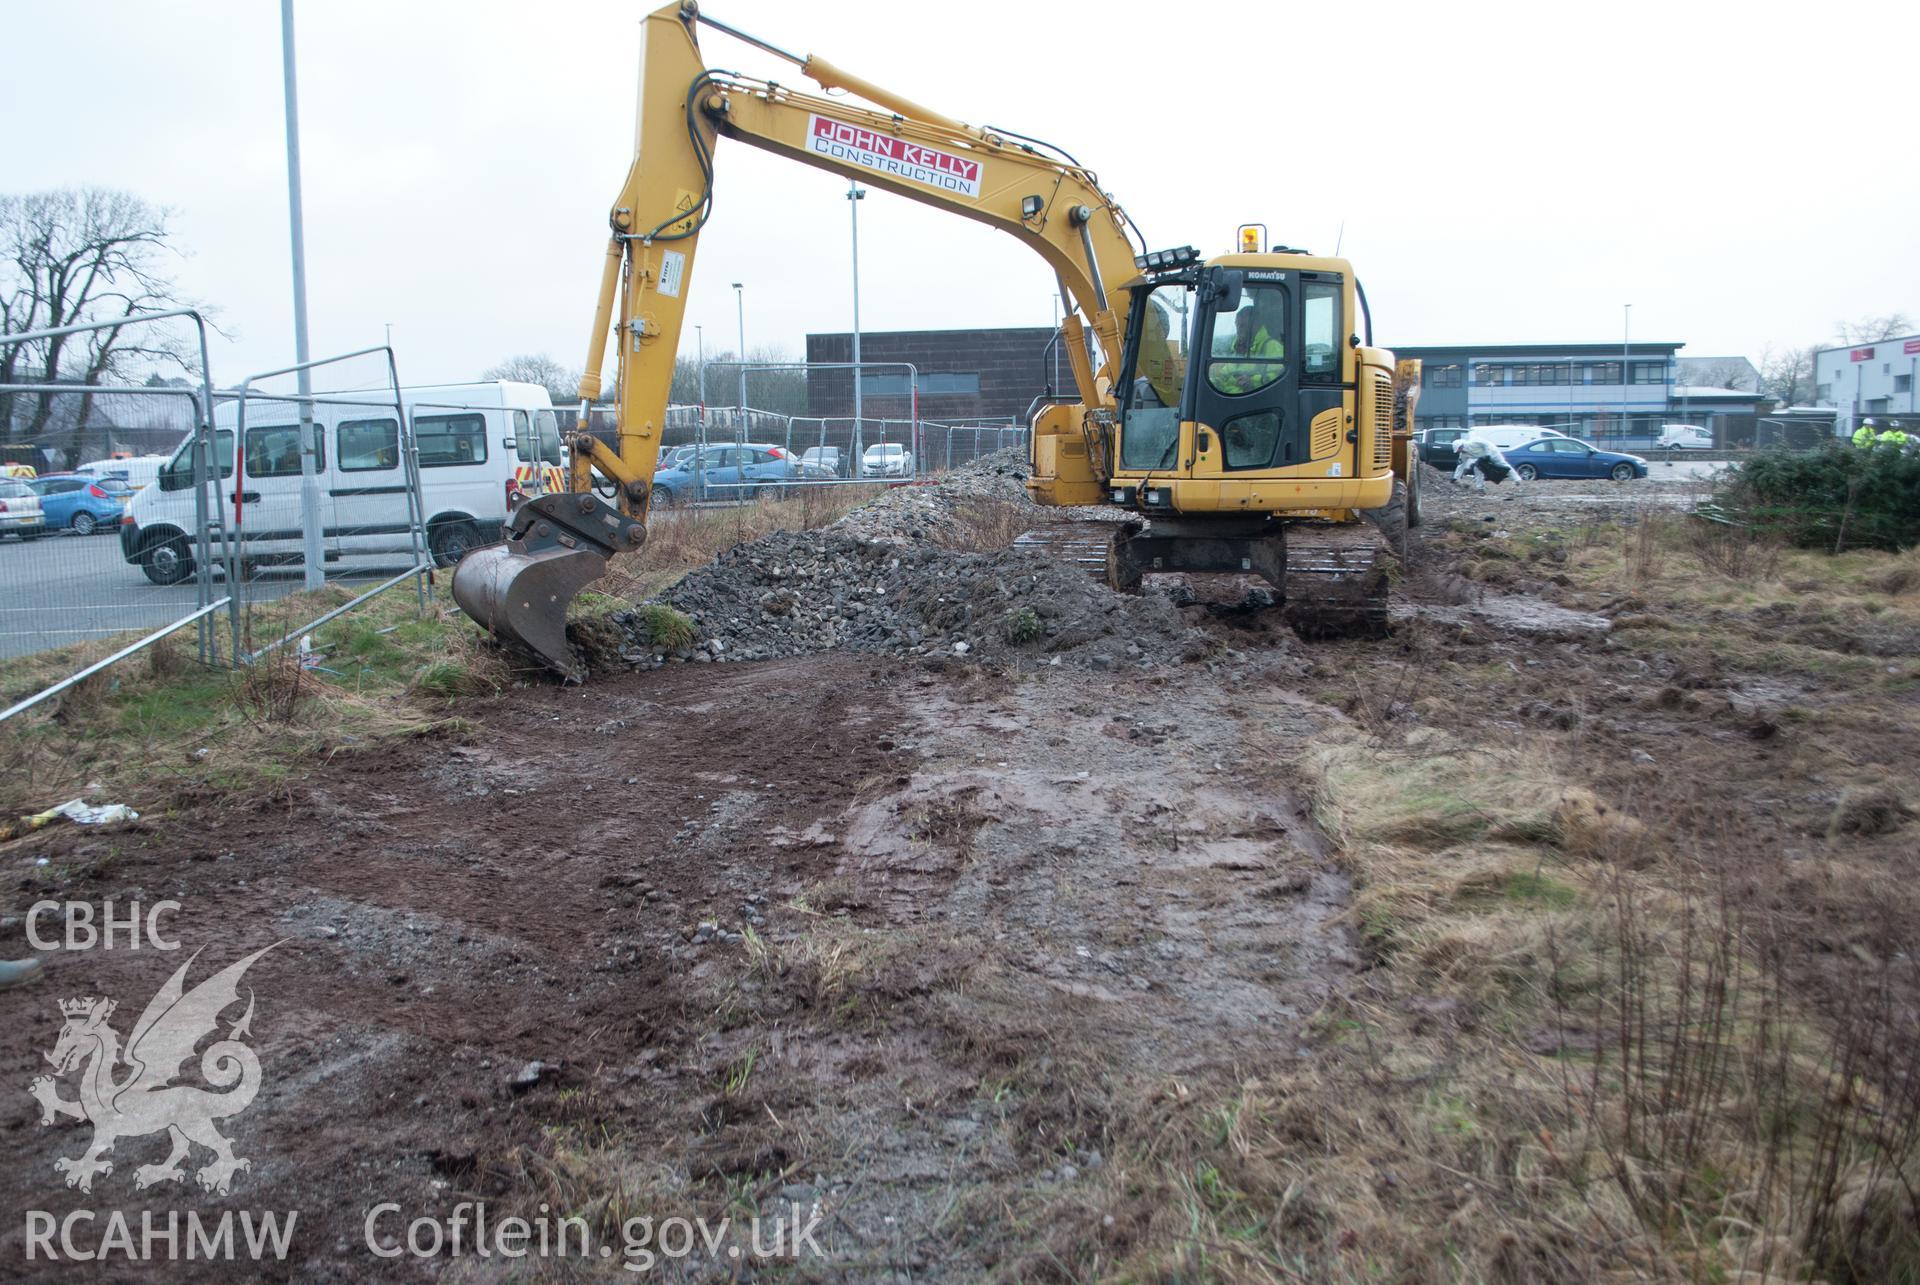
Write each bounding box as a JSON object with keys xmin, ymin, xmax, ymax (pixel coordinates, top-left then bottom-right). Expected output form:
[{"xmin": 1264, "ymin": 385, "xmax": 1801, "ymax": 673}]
[
  {"xmin": 1026, "ymin": 725, "xmax": 1920, "ymax": 1282},
  {"xmin": 932, "ymin": 497, "xmax": 1034, "ymax": 552},
  {"xmin": 590, "ymin": 488, "xmax": 873, "ymax": 602},
  {"xmin": 0, "ymin": 584, "xmax": 485, "ymax": 819}
]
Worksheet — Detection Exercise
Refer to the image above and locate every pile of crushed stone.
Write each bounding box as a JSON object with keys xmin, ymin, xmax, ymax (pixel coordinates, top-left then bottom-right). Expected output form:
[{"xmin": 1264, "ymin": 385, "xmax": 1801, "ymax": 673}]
[{"xmin": 580, "ymin": 450, "xmax": 1215, "ymax": 671}]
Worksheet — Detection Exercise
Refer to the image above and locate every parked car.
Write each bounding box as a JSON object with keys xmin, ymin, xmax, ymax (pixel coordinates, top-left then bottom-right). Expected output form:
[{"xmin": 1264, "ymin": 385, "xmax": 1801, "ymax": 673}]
[
  {"xmin": 1415, "ymin": 428, "xmax": 1468, "ymax": 468},
  {"xmin": 28, "ymin": 474, "xmax": 128, "ymax": 535},
  {"xmin": 798, "ymin": 446, "xmax": 845, "ymax": 479},
  {"xmin": 1505, "ymin": 437, "xmax": 1648, "ymax": 482},
  {"xmin": 860, "ymin": 443, "xmax": 914, "ymax": 478},
  {"xmin": 0, "ymin": 477, "xmax": 45, "ymax": 540},
  {"xmin": 650, "ymin": 443, "xmax": 799, "ymax": 504},
  {"xmin": 1462, "ymin": 425, "xmax": 1570, "ymax": 452},
  {"xmin": 76, "ymin": 454, "xmax": 169, "ymax": 490},
  {"xmin": 1656, "ymin": 424, "xmax": 1713, "ymax": 449}
]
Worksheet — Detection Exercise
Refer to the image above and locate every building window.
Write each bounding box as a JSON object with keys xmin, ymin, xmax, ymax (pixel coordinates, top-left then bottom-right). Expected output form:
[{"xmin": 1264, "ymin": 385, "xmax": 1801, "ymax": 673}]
[
  {"xmin": 1630, "ymin": 361, "xmax": 1667, "ymax": 385},
  {"xmin": 861, "ymin": 371, "xmax": 980, "ymax": 396},
  {"xmin": 1417, "ymin": 414, "xmax": 1465, "ymax": 429},
  {"xmin": 1473, "ymin": 364, "xmax": 1502, "ymax": 386},
  {"xmin": 1896, "ymin": 374, "xmax": 1913, "ymax": 393},
  {"xmin": 1816, "ymin": 384, "xmax": 1831, "ymax": 401},
  {"xmin": 1585, "ymin": 362, "xmax": 1622, "ymax": 385},
  {"xmin": 1424, "ymin": 364, "xmax": 1463, "ymax": 388}
]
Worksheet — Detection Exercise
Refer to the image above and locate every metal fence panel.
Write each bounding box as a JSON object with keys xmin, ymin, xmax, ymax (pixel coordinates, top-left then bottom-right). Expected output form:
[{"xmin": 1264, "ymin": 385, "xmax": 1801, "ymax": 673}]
[
  {"xmin": 0, "ymin": 308, "xmax": 233, "ymax": 719},
  {"xmin": 222, "ymin": 347, "xmax": 430, "ymax": 660}
]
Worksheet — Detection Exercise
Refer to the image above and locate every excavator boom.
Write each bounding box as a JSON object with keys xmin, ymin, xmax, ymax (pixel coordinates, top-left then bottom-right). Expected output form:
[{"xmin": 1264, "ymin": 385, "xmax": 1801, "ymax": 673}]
[
  {"xmin": 454, "ymin": 0, "xmax": 1143, "ymax": 673},
  {"xmin": 453, "ymin": 1, "xmax": 1419, "ymax": 675}
]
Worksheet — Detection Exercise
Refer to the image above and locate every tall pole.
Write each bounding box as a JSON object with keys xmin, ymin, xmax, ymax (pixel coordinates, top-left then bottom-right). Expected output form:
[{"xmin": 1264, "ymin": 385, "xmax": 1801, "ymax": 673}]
[
  {"xmin": 280, "ymin": 0, "xmax": 324, "ymax": 589},
  {"xmin": 732, "ymin": 282, "xmax": 745, "ymax": 431},
  {"xmin": 694, "ymin": 324, "xmax": 705, "ymax": 407},
  {"xmin": 1621, "ymin": 303, "xmax": 1632, "ymax": 446},
  {"xmin": 849, "ymin": 183, "xmax": 866, "ymax": 431}
]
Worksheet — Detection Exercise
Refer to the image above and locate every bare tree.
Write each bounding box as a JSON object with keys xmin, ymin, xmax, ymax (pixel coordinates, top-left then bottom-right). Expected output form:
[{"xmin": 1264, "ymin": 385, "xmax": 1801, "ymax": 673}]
[
  {"xmin": 668, "ymin": 346, "xmax": 807, "ymax": 415},
  {"xmin": 1834, "ymin": 313, "xmax": 1914, "ymax": 344},
  {"xmin": 1759, "ymin": 344, "xmax": 1815, "ymax": 406},
  {"xmin": 1, "ymin": 189, "xmax": 199, "ymax": 463},
  {"xmin": 481, "ymin": 352, "xmax": 581, "ymax": 406},
  {"xmin": 1682, "ymin": 358, "xmax": 1754, "ymax": 391}
]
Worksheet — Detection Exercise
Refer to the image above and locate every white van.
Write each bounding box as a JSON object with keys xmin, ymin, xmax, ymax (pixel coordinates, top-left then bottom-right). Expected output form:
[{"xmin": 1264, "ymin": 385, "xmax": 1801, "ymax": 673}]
[
  {"xmin": 1463, "ymin": 425, "xmax": 1569, "ymax": 452},
  {"xmin": 120, "ymin": 381, "xmax": 566, "ymax": 585},
  {"xmin": 1656, "ymin": 424, "xmax": 1712, "ymax": 449},
  {"xmin": 77, "ymin": 455, "xmax": 169, "ymax": 490}
]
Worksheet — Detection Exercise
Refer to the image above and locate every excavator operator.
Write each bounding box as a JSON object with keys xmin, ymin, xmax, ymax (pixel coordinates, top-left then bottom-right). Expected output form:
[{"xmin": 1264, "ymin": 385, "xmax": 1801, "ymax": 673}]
[{"xmin": 1132, "ymin": 301, "xmax": 1186, "ymax": 409}]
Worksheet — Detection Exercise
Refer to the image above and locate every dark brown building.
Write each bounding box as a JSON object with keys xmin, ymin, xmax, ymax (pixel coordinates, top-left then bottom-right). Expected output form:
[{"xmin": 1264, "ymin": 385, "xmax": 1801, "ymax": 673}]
[{"xmin": 805, "ymin": 327, "xmax": 1060, "ymax": 424}]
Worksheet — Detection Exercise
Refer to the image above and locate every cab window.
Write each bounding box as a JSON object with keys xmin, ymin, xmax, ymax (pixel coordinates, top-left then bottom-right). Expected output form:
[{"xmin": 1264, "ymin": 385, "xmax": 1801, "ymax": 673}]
[
  {"xmin": 1117, "ymin": 283, "xmax": 1192, "ymax": 471},
  {"xmin": 245, "ymin": 425, "xmax": 317, "ymax": 478},
  {"xmin": 159, "ymin": 432, "xmax": 235, "ymax": 490},
  {"xmin": 1301, "ymin": 282, "xmax": 1340, "ymax": 380},
  {"xmin": 338, "ymin": 418, "xmax": 400, "ymax": 472},
  {"xmin": 1206, "ymin": 284, "xmax": 1287, "ymax": 397},
  {"xmin": 534, "ymin": 410, "xmax": 563, "ymax": 465}
]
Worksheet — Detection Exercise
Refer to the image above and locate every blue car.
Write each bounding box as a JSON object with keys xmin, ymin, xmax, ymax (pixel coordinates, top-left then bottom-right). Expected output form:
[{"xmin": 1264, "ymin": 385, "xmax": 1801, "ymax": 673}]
[
  {"xmin": 650, "ymin": 443, "xmax": 799, "ymax": 504},
  {"xmin": 28, "ymin": 474, "xmax": 130, "ymax": 535},
  {"xmin": 1505, "ymin": 437, "xmax": 1648, "ymax": 482}
]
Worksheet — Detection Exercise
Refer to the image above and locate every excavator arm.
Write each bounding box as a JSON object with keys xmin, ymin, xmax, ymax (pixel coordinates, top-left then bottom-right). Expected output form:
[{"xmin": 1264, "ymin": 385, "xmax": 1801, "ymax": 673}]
[{"xmin": 453, "ymin": 1, "xmax": 1144, "ymax": 676}]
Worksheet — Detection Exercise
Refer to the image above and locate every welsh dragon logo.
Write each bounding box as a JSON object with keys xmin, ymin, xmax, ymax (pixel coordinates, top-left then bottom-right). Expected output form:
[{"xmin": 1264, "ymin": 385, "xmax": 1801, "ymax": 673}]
[{"xmin": 26, "ymin": 945, "xmax": 276, "ymax": 1196}]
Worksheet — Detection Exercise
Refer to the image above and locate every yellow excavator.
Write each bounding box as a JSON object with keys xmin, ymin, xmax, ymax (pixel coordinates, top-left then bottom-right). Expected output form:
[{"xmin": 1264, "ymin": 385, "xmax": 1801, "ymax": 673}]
[{"xmin": 453, "ymin": 2, "xmax": 1422, "ymax": 677}]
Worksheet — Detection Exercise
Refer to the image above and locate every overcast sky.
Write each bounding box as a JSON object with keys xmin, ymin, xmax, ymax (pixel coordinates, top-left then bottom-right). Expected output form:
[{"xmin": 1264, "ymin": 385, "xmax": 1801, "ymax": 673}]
[{"xmin": 6, "ymin": 0, "xmax": 1916, "ymax": 390}]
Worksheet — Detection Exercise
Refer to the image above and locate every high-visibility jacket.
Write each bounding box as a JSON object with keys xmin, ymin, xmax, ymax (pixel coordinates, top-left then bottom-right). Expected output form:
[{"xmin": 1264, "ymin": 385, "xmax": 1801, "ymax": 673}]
[
  {"xmin": 1213, "ymin": 327, "xmax": 1285, "ymax": 395},
  {"xmin": 1876, "ymin": 429, "xmax": 1910, "ymax": 448},
  {"xmin": 1853, "ymin": 424, "xmax": 1877, "ymax": 448}
]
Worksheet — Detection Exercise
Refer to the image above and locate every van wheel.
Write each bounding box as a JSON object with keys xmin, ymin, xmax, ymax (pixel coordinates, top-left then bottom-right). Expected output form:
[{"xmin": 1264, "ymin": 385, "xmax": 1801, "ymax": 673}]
[
  {"xmin": 142, "ymin": 535, "xmax": 192, "ymax": 585},
  {"xmin": 71, "ymin": 511, "xmax": 97, "ymax": 536},
  {"xmin": 429, "ymin": 520, "xmax": 484, "ymax": 568}
]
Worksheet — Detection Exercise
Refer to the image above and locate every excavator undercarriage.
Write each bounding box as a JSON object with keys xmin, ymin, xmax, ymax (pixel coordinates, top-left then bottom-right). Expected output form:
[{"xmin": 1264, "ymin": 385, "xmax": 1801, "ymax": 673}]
[{"xmin": 1015, "ymin": 504, "xmax": 1403, "ymax": 642}]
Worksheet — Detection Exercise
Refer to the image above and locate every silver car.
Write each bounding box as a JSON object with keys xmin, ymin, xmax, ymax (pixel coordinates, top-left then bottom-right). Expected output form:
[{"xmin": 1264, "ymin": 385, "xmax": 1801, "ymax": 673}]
[
  {"xmin": 860, "ymin": 443, "xmax": 913, "ymax": 478},
  {"xmin": 0, "ymin": 477, "xmax": 45, "ymax": 540}
]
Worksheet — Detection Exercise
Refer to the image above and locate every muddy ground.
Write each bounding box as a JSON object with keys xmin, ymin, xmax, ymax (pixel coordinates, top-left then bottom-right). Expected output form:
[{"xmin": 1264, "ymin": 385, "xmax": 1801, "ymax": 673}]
[{"xmin": 3, "ymin": 461, "xmax": 1916, "ymax": 1280}]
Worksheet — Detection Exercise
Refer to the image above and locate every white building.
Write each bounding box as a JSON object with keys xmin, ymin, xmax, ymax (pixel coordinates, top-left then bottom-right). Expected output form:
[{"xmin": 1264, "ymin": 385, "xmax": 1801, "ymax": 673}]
[{"xmin": 1814, "ymin": 334, "xmax": 1920, "ymax": 429}]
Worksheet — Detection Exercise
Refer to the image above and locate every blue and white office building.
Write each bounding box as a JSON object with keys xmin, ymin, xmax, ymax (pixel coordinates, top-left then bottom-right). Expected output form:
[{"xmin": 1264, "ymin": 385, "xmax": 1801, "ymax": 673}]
[{"xmin": 1395, "ymin": 341, "xmax": 1735, "ymax": 446}]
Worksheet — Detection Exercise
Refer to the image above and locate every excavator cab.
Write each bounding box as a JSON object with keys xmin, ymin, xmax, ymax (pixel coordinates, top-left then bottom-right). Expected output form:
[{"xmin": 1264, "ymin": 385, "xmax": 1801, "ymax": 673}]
[{"xmin": 1111, "ymin": 261, "xmax": 1355, "ymax": 501}]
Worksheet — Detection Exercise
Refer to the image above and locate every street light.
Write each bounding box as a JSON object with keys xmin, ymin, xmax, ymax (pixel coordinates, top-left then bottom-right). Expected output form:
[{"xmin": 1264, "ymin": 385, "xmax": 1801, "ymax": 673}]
[
  {"xmin": 731, "ymin": 282, "xmax": 745, "ymax": 430},
  {"xmin": 694, "ymin": 324, "xmax": 705, "ymax": 408},
  {"xmin": 848, "ymin": 182, "xmax": 866, "ymax": 431},
  {"xmin": 1622, "ymin": 303, "xmax": 1633, "ymax": 445}
]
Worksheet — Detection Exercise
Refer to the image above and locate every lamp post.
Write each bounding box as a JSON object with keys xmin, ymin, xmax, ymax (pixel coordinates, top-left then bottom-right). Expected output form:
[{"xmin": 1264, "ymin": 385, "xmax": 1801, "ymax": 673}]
[
  {"xmin": 848, "ymin": 182, "xmax": 866, "ymax": 433},
  {"xmin": 731, "ymin": 282, "xmax": 746, "ymax": 432},
  {"xmin": 694, "ymin": 324, "xmax": 705, "ymax": 407},
  {"xmin": 280, "ymin": 0, "xmax": 323, "ymax": 589},
  {"xmin": 1622, "ymin": 303, "xmax": 1633, "ymax": 445}
]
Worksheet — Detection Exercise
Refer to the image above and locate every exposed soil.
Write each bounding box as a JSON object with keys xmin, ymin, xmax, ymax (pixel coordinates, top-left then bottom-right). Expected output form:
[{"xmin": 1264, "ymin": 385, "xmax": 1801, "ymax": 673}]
[
  {"xmin": 5, "ymin": 456, "xmax": 1917, "ymax": 1280},
  {"xmin": 1, "ymin": 650, "xmax": 1350, "ymax": 1280}
]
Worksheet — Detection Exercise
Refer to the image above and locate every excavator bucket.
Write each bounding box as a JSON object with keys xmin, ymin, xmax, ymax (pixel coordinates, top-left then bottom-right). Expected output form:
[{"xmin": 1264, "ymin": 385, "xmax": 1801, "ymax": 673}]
[{"xmin": 451, "ymin": 493, "xmax": 647, "ymax": 681}]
